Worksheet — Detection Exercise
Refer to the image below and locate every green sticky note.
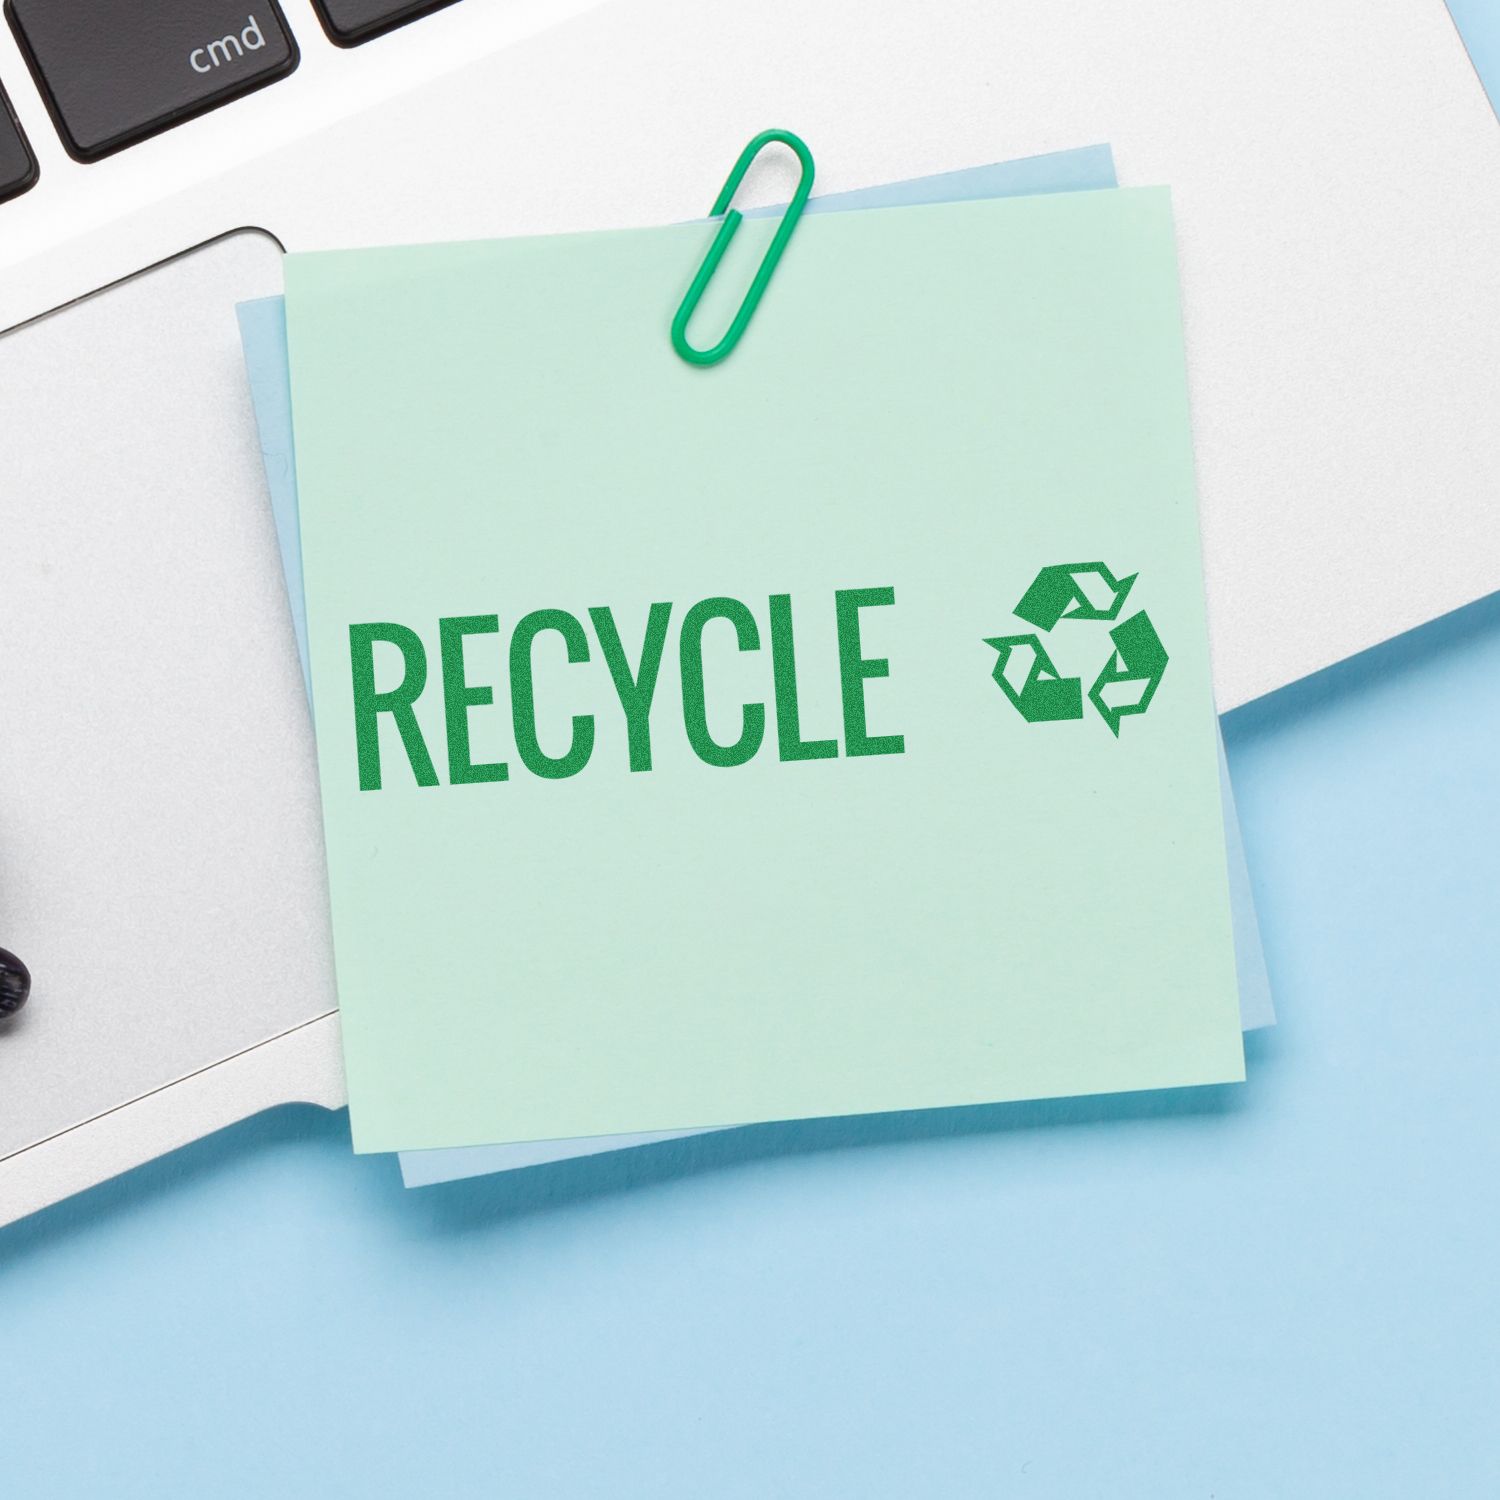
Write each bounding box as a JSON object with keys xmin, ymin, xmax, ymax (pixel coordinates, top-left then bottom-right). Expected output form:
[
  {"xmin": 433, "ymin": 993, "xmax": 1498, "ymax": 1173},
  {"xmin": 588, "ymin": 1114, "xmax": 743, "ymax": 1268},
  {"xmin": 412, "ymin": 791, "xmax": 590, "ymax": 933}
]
[{"xmin": 285, "ymin": 186, "xmax": 1245, "ymax": 1152}]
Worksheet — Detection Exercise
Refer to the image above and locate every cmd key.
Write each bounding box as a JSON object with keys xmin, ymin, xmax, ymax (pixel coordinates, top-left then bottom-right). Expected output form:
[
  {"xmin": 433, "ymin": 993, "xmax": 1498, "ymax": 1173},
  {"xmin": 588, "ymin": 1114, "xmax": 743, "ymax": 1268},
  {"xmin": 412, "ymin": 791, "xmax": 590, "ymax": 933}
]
[{"xmin": 5, "ymin": 0, "xmax": 298, "ymax": 162}]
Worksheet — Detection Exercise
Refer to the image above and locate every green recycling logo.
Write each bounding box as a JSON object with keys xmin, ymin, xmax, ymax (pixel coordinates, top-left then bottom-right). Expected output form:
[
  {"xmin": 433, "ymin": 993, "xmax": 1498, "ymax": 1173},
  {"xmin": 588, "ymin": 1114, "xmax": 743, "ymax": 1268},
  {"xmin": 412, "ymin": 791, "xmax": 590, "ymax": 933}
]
[{"xmin": 985, "ymin": 563, "xmax": 1168, "ymax": 737}]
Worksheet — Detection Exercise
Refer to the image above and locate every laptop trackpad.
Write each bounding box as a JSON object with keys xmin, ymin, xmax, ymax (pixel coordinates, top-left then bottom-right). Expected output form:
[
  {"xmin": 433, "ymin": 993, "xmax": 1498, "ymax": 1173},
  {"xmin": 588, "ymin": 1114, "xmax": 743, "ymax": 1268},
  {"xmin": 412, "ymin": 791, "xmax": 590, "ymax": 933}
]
[{"xmin": 0, "ymin": 232, "xmax": 336, "ymax": 1159}]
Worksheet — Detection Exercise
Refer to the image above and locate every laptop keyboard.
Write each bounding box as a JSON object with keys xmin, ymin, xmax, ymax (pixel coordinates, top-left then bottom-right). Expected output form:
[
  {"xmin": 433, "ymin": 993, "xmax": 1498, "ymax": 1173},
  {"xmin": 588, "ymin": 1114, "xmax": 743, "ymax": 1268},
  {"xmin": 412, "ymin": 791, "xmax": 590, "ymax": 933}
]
[
  {"xmin": 312, "ymin": 0, "xmax": 462, "ymax": 48},
  {"xmin": 0, "ymin": 0, "xmax": 463, "ymax": 183},
  {"xmin": 0, "ymin": 80, "xmax": 35, "ymax": 200}
]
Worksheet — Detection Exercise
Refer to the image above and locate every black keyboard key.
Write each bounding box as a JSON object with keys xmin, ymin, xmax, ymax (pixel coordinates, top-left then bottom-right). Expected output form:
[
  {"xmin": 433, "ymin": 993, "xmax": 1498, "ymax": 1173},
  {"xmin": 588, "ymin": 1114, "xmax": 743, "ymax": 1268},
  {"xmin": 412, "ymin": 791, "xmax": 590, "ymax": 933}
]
[
  {"xmin": 5, "ymin": 0, "xmax": 299, "ymax": 163},
  {"xmin": 311, "ymin": 0, "xmax": 460, "ymax": 48},
  {"xmin": 0, "ymin": 81, "xmax": 37, "ymax": 202}
]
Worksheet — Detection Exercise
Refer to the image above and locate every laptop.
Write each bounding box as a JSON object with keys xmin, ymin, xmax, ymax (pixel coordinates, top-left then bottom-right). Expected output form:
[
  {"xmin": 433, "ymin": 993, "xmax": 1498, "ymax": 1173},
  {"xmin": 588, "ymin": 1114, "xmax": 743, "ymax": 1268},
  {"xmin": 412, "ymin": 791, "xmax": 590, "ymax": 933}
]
[{"xmin": 3, "ymin": 0, "xmax": 1498, "ymax": 1226}]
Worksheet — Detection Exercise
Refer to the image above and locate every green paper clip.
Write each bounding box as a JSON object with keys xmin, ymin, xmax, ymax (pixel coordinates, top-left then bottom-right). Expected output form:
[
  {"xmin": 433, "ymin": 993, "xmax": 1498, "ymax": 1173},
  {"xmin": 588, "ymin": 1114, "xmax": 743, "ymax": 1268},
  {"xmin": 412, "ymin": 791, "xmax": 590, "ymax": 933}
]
[{"xmin": 671, "ymin": 128, "xmax": 816, "ymax": 367}]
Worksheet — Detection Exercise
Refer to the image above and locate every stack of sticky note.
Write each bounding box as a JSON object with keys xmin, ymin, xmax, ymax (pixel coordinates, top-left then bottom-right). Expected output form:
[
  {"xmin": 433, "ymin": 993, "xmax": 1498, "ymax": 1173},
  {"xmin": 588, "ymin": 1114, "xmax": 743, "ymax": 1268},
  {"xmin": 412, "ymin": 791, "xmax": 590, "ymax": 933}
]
[{"xmin": 238, "ymin": 142, "xmax": 1272, "ymax": 1188}]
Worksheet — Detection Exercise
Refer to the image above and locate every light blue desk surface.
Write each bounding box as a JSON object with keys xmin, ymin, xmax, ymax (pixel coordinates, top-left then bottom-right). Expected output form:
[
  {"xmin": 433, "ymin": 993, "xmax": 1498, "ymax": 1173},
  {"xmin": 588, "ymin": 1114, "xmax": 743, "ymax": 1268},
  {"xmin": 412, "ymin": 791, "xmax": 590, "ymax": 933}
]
[{"xmin": 4, "ymin": 589, "xmax": 1498, "ymax": 1495}]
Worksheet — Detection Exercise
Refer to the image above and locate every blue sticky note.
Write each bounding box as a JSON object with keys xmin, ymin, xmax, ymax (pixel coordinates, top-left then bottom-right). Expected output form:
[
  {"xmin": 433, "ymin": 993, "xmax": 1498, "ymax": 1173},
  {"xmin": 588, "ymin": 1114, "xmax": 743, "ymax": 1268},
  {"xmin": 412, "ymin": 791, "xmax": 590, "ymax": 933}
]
[
  {"xmin": 237, "ymin": 144, "xmax": 1273, "ymax": 1187},
  {"xmin": 238, "ymin": 294, "xmax": 306, "ymax": 687},
  {"xmin": 1445, "ymin": 0, "xmax": 1500, "ymax": 121}
]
